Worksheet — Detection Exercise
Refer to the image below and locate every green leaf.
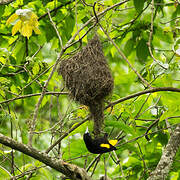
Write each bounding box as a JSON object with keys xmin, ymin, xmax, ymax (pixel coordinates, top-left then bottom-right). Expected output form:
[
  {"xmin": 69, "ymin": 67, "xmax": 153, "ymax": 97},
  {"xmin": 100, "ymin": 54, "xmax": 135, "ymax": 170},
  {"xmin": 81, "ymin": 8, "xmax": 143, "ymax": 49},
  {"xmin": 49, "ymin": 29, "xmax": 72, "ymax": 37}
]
[
  {"xmin": 160, "ymin": 105, "xmax": 180, "ymax": 122},
  {"xmin": 124, "ymin": 38, "xmax": 134, "ymax": 57},
  {"xmin": 0, "ymin": 5, "xmax": 5, "ymax": 18},
  {"xmin": 44, "ymin": 22, "xmax": 56, "ymax": 42},
  {"xmin": 136, "ymin": 38, "xmax": 149, "ymax": 63},
  {"xmin": 23, "ymin": 86, "xmax": 32, "ymax": 95},
  {"xmin": 0, "ymin": 89, "xmax": 5, "ymax": 97},
  {"xmin": 105, "ymin": 120, "xmax": 137, "ymax": 136},
  {"xmin": 0, "ymin": 77, "xmax": 10, "ymax": 86},
  {"xmin": 13, "ymin": 41, "xmax": 26, "ymax": 63},
  {"xmin": 0, "ymin": 168, "xmax": 11, "ymax": 179},
  {"xmin": 81, "ymin": 16, "xmax": 89, "ymax": 24},
  {"xmin": 133, "ymin": 0, "xmax": 145, "ymax": 13},
  {"xmin": 32, "ymin": 63, "xmax": 40, "ymax": 75},
  {"xmin": 9, "ymin": 55, "xmax": 16, "ymax": 65},
  {"xmin": 64, "ymin": 13, "xmax": 75, "ymax": 39},
  {"xmin": 156, "ymin": 132, "xmax": 168, "ymax": 146}
]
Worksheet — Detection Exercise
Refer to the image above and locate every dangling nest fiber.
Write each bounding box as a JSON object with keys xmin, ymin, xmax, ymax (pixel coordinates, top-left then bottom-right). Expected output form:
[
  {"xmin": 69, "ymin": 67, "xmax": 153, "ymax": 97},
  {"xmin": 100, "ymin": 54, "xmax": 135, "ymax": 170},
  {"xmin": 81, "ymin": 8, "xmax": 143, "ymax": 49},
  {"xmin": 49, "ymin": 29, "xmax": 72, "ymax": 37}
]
[{"xmin": 59, "ymin": 34, "xmax": 114, "ymax": 137}]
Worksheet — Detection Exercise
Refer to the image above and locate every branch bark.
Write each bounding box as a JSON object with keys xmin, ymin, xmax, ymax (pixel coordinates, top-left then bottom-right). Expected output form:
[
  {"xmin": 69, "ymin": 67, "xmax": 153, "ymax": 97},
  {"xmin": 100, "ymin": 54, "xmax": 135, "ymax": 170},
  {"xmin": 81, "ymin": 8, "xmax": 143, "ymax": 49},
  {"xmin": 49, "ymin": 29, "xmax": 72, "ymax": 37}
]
[
  {"xmin": 106, "ymin": 87, "xmax": 180, "ymax": 109},
  {"xmin": 0, "ymin": 133, "xmax": 92, "ymax": 180},
  {"xmin": 147, "ymin": 124, "xmax": 180, "ymax": 180},
  {"xmin": 0, "ymin": 91, "xmax": 68, "ymax": 105},
  {"xmin": 0, "ymin": 0, "xmax": 15, "ymax": 5}
]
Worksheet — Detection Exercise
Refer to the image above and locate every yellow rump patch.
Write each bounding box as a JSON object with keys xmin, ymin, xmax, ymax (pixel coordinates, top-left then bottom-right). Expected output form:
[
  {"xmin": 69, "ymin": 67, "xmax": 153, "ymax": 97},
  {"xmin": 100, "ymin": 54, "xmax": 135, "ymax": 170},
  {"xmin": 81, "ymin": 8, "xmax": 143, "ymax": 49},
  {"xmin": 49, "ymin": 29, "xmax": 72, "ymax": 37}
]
[
  {"xmin": 100, "ymin": 144, "xmax": 110, "ymax": 149},
  {"xmin": 109, "ymin": 140, "xmax": 118, "ymax": 146}
]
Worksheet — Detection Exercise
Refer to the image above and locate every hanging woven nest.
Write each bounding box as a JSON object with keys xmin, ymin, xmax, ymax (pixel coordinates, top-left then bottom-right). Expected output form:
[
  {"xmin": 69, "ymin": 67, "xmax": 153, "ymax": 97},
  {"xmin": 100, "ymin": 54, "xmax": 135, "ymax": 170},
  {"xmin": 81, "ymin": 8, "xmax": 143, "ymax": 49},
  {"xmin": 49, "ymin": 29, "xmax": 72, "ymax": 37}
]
[{"xmin": 58, "ymin": 34, "xmax": 114, "ymax": 137}]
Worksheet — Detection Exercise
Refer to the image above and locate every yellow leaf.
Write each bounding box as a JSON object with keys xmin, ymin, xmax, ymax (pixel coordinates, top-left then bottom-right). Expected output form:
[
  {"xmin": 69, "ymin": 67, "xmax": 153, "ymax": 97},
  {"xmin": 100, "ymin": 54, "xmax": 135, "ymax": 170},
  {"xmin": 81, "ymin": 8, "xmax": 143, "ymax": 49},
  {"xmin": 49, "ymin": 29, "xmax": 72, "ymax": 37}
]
[
  {"xmin": 0, "ymin": 57, "xmax": 6, "ymax": 64},
  {"xmin": 32, "ymin": 63, "xmax": 40, "ymax": 75},
  {"xmin": 21, "ymin": 22, "xmax": 32, "ymax": 38},
  {"xmin": 30, "ymin": 13, "xmax": 39, "ymax": 26},
  {"xmin": 163, "ymin": 26, "xmax": 171, "ymax": 33},
  {"xmin": 32, "ymin": 26, "xmax": 41, "ymax": 35},
  {"xmin": 97, "ymin": 4, "xmax": 105, "ymax": 13},
  {"xmin": 6, "ymin": 13, "xmax": 18, "ymax": 24},
  {"xmin": 0, "ymin": 89, "xmax": 5, "ymax": 97},
  {"xmin": 12, "ymin": 20, "xmax": 21, "ymax": 35},
  {"xmin": 109, "ymin": 140, "xmax": 118, "ymax": 146},
  {"xmin": 31, "ymin": 12, "xmax": 38, "ymax": 20},
  {"xmin": 106, "ymin": 107, "xmax": 114, "ymax": 114},
  {"xmin": 100, "ymin": 144, "xmax": 110, "ymax": 149},
  {"xmin": 80, "ymin": 105, "xmax": 88, "ymax": 110}
]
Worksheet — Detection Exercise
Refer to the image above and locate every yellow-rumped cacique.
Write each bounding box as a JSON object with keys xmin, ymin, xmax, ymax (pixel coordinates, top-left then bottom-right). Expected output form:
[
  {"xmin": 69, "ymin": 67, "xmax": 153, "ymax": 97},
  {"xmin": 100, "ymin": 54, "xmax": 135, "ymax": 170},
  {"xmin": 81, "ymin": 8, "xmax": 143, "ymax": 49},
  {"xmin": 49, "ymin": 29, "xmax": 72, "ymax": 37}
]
[{"xmin": 83, "ymin": 127, "xmax": 118, "ymax": 154}]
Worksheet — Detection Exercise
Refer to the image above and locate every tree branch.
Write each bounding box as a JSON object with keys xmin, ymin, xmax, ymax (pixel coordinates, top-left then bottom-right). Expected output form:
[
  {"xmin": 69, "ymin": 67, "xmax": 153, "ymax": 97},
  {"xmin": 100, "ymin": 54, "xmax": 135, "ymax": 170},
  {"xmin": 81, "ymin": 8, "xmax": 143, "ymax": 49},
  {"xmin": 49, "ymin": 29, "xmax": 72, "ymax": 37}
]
[
  {"xmin": 147, "ymin": 0, "xmax": 167, "ymax": 69},
  {"xmin": 106, "ymin": 87, "xmax": 180, "ymax": 109},
  {"xmin": 0, "ymin": 0, "xmax": 15, "ymax": 5},
  {"xmin": 38, "ymin": 0, "xmax": 75, "ymax": 20},
  {"xmin": 0, "ymin": 92, "xmax": 68, "ymax": 105},
  {"xmin": 147, "ymin": 124, "xmax": 180, "ymax": 180},
  {"xmin": 0, "ymin": 133, "xmax": 92, "ymax": 180},
  {"xmin": 99, "ymin": 24, "xmax": 151, "ymax": 88},
  {"xmin": 46, "ymin": 116, "xmax": 90, "ymax": 154}
]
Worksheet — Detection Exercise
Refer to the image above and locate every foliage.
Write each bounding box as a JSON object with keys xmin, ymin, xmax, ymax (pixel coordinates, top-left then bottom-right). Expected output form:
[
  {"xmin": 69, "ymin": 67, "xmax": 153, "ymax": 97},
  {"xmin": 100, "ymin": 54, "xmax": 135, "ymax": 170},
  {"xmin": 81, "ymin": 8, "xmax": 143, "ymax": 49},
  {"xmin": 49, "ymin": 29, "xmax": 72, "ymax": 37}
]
[{"xmin": 0, "ymin": 0, "xmax": 180, "ymax": 179}]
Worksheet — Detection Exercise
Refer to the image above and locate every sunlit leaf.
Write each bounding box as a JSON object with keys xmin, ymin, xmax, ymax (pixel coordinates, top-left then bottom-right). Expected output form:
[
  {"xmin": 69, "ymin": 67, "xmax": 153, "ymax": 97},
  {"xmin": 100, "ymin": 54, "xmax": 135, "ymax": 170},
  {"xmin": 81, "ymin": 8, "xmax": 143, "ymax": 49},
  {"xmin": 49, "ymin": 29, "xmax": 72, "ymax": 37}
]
[
  {"xmin": 12, "ymin": 20, "xmax": 21, "ymax": 35},
  {"xmin": 32, "ymin": 63, "xmax": 40, "ymax": 75},
  {"xmin": 32, "ymin": 26, "xmax": 41, "ymax": 34},
  {"xmin": 133, "ymin": 0, "xmax": 145, "ymax": 13},
  {"xmin": 0, "ymin": 57, "xmax": 6, "ymax": 64},
  {"xmin": 21, "ymin": 22, "xmax": 32, "ymax": 38},
  {"xmin": 136, "ymin": 38, "xmax": 149, "ymax": 62},
  {"xmin": 6, "ymin": 13, "xmax": 18, "ymax": 24},
  {"xmin": 0, "ymin": 5, "xmax": 5, "ymax": 18}
]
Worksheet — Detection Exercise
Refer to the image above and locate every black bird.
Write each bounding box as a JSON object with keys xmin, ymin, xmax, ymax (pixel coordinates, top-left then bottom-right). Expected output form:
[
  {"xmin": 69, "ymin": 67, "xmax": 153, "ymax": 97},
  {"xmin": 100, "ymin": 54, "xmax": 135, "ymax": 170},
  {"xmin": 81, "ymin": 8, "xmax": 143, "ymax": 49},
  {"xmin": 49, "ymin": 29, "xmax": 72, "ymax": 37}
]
[{"xmin": 83, "ymin": 127, "xmax": 117, "ymax": 154}]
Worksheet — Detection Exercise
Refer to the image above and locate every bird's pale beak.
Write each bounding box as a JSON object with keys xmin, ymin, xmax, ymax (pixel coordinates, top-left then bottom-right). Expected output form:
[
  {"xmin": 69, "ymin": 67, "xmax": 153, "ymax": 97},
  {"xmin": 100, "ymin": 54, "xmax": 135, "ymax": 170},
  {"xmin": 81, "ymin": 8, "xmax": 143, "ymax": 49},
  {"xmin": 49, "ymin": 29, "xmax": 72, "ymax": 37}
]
[{"xmin": 85, "ymin": 127, "xmax": 89, "ymax": 133}]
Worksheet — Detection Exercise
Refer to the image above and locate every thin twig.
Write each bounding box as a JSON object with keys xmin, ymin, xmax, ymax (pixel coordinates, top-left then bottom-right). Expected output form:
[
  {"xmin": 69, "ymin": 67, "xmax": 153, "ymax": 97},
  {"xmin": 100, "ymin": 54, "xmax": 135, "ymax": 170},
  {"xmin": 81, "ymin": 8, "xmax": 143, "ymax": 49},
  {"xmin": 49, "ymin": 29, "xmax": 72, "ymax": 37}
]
[
  {"xmin": 106, "ymin": 87, "xmax": 180, "ymax": 109},
  {"xmin": 0, "ymin": 92, "xmax": 68, "ymax": 105},
  {"xmin": 20, "ymin": 65, "xmax": 53, "ymax": 94},
  {"xmin": 99, "ymin": 24, "xmax": 151, "ymax": 88},
  {"xmin": 93, "ymin": 2, "xmax": 98, "ymax": 23},
  {"xmin": 47, "ymin": 9, "xmax": 63, "ymax": 48},
  {"xmin": 11, "ymin": 166, "xmax": 45, "ymax": 180},
  {"xmin": 32, "ymin": 45, "xmax": 43, "ymax": 59},
  {"xmin": 90, "ymin": 156, "xmax": 100, "ymax": 177},
  {"xmin": 29, "ymin": 7, "xmax": 66, "ymax": 145},
  {"xmin": 21, "ymin": 64, "xmax": 44, "ymax": 93},
  {"xmin": 160, "ymin": 16, "xmax": 180, "ymax": 24},
  {"xmin": 145, "ymin": 119, "xmax": 159, "ymax": 141},
  {"xmin": 137, "ymin": 142, "xmax": 148, "ymax": 179},
  {"xmin": 80, "ymin": 0, "xmax": 93, "ymax": 7},
  {"xmin": 134, "ymin": 94, "xmax": 151, "ymax": 119},
  {"xmin": 64, "ymin": 0, "xmax": 130, "ymax": 50},
  {"xmin": 113, "ymin": 151, "xmax": 125, "ymax": 179},
  {"xmin": 65, "ymin": 154, "xmax": 91, "ymax": 162},
  {"xmin": 0, "ymin": 165, "xmax": 13, "ymax": 178},
  {"xmin": 136, "ymin": 96, "xmax": 161, "ymax": 119},
  {"xmin": 86, "ymin": 154, "xmax": 101, "ymax": 172},
  {"xmin": 117, "ymin": 123, "xmax": 180, "ymax": 148},
  {"xmin": 45, "ymin": 116, "xmax": 90, "ymax": 153},
  {"xmin": 75, "ymin": 0, "xmax": 80, "ymax": 40},
  {"xmin": 104, "ymin": 155, "xmax": 107, "ymax": 180},
  {"xmin": 147, "ymin": 0, "xmax": 167, "ymax": 70},
  {"xmin": 38, "ymin": 0, "xmax": 75, "ymax": 20}
]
